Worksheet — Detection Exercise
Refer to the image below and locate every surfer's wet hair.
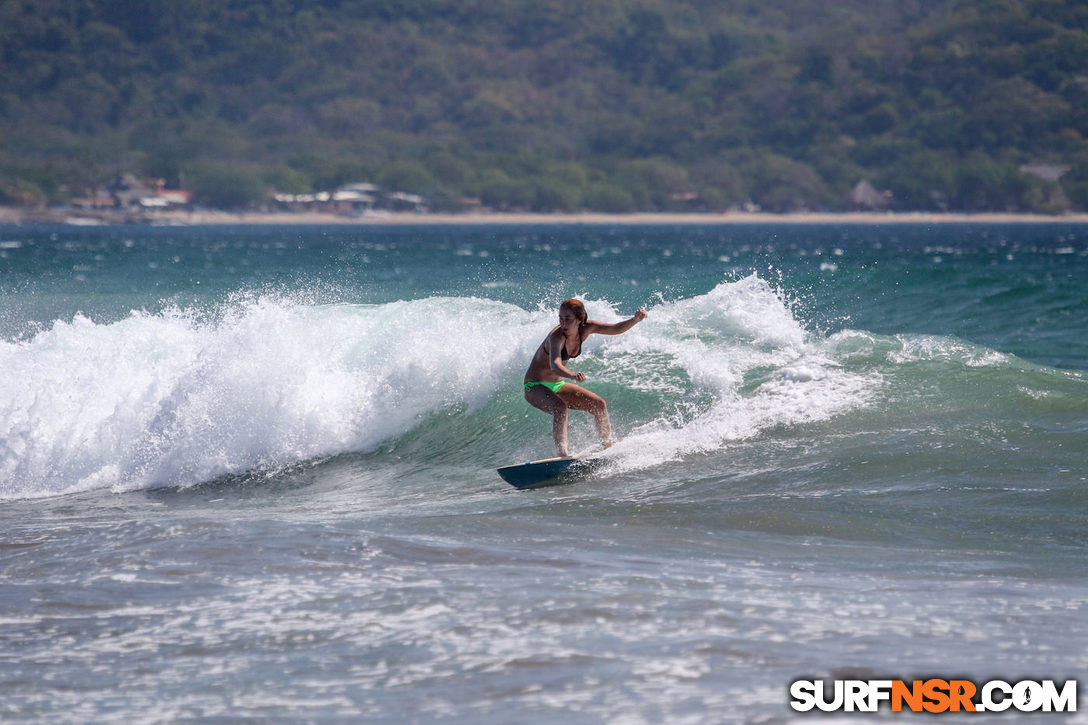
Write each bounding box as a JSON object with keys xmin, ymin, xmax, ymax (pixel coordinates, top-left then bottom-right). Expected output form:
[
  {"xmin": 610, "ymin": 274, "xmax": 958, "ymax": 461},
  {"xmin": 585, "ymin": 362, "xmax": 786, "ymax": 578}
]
[{"xmin": 560, "ymin": 298, "xmax": 588, "ymax": 329}]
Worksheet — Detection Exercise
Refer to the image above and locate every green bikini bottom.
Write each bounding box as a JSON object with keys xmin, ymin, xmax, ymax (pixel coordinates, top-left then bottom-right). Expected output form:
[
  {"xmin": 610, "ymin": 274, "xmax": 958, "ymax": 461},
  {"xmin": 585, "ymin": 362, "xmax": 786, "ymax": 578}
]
[{"xmin": 524, "ymin": 380, "xmax": 565, "ymax": 394}]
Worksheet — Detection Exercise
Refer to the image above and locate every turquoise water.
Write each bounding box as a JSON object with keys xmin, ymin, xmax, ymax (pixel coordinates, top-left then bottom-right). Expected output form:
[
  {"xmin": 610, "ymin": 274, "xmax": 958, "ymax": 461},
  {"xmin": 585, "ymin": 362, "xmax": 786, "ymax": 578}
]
[{"xmin": 1, "ymin": 223, "xmax": 1086, "ymax": 721}]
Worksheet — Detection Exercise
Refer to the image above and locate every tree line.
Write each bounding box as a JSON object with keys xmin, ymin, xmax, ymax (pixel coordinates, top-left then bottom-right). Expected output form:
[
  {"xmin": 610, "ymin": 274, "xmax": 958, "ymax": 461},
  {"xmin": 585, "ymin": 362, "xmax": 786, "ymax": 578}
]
[{"xmin": 2, "ymin": 0, "xmax": 1087, "ymax": 213}]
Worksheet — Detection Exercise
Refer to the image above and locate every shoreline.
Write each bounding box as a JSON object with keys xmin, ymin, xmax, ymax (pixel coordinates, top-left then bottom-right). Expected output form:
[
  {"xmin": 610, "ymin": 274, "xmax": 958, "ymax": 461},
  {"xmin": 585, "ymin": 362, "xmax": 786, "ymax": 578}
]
[{"xmin": 4, "ymin": 206, "xmax": 1088, "ymax": 226}]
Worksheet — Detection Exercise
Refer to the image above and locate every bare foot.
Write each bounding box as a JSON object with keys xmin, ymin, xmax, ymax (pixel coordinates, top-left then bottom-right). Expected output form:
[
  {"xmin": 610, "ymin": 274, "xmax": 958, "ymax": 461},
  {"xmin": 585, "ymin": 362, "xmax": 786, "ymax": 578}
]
[{"xmin": 601, "ymin": 439, "xmax": 614, "ymax": 449}]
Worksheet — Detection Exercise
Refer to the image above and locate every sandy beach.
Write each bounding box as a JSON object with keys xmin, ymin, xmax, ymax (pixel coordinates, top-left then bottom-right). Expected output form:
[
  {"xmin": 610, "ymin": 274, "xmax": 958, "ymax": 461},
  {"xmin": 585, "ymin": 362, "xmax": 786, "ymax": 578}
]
[{"xmin": 4, "ymin": 206, "xmax": 1088, "ymax": 226}]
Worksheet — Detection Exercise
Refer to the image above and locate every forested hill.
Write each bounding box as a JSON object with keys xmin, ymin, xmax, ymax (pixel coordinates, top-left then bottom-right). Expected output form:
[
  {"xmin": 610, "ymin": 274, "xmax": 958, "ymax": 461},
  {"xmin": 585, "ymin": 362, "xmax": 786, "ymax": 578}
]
[{"xmin": 3, "ymin": 0, "xmax": 1088, "ymax": 213}]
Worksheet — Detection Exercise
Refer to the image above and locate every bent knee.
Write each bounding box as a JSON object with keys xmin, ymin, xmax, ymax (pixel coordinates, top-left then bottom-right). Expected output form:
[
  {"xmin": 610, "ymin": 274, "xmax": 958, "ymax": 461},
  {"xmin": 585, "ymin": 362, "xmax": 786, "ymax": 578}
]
[{"xmin": 534, "ymin": 394, "xmax": 567, "ymax": 415}]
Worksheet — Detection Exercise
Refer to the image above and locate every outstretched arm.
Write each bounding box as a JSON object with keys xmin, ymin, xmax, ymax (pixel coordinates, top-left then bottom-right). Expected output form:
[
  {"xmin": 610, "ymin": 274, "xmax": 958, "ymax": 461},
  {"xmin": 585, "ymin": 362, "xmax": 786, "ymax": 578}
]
[{"xmin": 584, "ymin": 308, "xmax": 648, "ymax": 336}]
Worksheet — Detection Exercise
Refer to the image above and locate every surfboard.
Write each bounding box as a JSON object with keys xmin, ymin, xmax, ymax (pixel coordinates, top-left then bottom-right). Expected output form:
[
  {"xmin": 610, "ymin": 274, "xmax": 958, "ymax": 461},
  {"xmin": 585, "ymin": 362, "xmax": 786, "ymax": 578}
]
[{"xmin": 497, "ymin": 454, "xmax": 603, "ymax": 489}]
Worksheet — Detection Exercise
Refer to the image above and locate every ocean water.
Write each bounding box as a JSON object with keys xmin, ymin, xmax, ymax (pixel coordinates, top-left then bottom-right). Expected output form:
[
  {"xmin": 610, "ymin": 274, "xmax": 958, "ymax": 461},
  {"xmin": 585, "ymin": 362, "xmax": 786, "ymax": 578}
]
[{"xmin": 1, "ymin": 222, "xmax": 1086, "ymax": 722}]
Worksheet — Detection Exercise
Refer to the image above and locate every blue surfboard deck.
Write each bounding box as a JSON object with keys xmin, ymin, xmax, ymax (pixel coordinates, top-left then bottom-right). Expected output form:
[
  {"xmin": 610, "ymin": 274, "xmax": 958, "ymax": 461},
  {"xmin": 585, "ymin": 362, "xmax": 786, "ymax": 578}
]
[{"xmin": 497, "ymin": 455, "xmax": 604, "ymax": 489}]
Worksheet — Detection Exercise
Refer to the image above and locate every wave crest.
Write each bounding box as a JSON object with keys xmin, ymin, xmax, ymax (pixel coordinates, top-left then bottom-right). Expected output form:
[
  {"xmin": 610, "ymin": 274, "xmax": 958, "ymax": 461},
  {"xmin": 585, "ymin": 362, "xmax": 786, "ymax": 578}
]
[{"xmin": 0, "ymin": 295, "xmax": 538, "ymax": 498}]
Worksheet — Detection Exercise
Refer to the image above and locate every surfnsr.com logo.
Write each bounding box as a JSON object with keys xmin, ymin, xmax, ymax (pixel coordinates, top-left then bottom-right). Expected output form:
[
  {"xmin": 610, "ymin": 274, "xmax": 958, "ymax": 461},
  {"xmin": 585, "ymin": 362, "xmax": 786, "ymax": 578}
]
[{"xmin": 790, "ymin": 678, "xmax": 1077, "ymax": 713}]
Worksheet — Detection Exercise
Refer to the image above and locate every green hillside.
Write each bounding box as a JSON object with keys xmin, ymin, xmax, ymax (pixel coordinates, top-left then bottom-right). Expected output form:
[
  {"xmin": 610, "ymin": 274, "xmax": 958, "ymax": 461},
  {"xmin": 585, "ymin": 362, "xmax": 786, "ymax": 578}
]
[{"xmin": 3, "ymin": 0, "xmax": 1088, "ymax": 212}]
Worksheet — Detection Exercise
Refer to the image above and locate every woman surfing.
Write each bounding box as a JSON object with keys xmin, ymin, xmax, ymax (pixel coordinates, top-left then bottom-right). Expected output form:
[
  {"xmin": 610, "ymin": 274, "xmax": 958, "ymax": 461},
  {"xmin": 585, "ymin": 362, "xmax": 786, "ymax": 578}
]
[{"xmin": 523, "ymin": 299, "xmax": 647, "ymax": 457}]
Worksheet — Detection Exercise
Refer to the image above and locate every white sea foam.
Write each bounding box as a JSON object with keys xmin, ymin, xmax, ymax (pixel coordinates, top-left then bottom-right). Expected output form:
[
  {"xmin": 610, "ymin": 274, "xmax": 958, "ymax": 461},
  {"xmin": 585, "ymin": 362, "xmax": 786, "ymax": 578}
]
[
  {"xmin": 0, "ymin": 277, "xmax": 878, "ymax": 499},
  {"xmin": 594, "ymin": 275, "xmax": 877, "ymax": 470},
  {"xmin": 0, "ymin": 295, "xmax": 542, "ymax": 499}
]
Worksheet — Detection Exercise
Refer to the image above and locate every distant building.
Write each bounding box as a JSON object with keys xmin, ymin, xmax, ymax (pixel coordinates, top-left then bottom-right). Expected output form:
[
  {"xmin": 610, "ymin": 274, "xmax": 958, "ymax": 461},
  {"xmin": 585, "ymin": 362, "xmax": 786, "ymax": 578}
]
[
  {"xmin": 669, "ymin": 191, "xmax": 703, "ymax": 210},
  {"xmin": 849, "ymin": 180, "xmax": 891, "ymax": 210},
  {"xmin": 386, "ymin": 191, "xmax": 427, "ymax": 213},
  {"xmin": 73, "ymin": 174, "xmax": 191, "ymax": 210},
  {"xmin": 1019, "ymin": 164, "xmax": 1070, "ymax": 183},
  {"xmin": 274, "ymin": 182, "xmax": 427, "ymax": 215},
  {"xmin": 1020, "ymin": 164, "xmax": 1072, "ymax": 211},
  {"xmin": 156, "ymin": 189, "xmax": 193, "ymax": 206},
  {"xmin": 108, "ymin": 173, "xmax": 156, "ymax": 207}
]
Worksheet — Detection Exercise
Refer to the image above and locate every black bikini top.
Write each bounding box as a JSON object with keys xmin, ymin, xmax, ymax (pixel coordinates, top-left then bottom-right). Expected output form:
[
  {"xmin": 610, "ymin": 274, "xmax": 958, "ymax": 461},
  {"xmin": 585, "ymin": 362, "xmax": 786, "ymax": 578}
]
[{"xmin": 561, "ymin": 339, "xmax": 581, "ymax": 361}]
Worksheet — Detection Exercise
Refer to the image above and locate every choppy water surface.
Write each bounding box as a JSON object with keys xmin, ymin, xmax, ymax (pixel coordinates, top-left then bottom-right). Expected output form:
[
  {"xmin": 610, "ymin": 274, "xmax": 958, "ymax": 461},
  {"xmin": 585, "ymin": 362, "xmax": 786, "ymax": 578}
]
[{"xmin": 1, "ymin": 223, "xmax": 1086, "ymax": 722}]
